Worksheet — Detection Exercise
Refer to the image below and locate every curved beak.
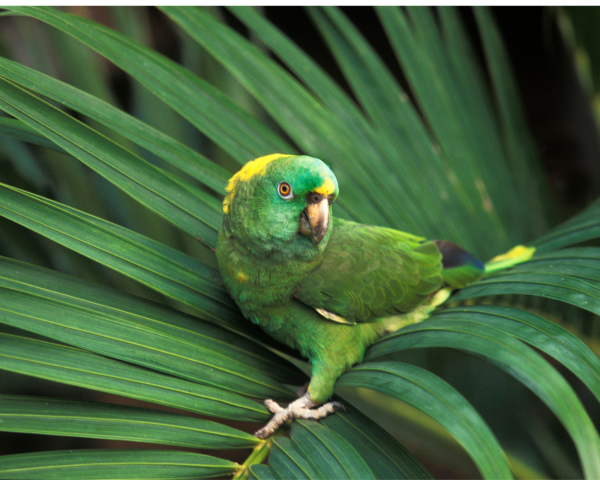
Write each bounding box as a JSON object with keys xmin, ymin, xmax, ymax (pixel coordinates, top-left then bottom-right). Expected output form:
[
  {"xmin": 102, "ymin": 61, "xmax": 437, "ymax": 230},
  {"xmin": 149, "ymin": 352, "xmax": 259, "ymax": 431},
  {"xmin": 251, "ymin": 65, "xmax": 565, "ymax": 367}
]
[{"xmin": 299, "ymin": 194, "xmax": 330, "ymax": 245}]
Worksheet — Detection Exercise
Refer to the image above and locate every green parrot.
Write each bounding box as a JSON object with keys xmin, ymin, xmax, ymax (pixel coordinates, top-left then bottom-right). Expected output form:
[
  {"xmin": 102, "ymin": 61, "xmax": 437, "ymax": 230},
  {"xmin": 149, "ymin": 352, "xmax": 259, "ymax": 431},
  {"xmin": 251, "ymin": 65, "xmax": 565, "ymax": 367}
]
[{"xmin": 216, "ymin": 154, "xmax": 490, "ymax": 439}]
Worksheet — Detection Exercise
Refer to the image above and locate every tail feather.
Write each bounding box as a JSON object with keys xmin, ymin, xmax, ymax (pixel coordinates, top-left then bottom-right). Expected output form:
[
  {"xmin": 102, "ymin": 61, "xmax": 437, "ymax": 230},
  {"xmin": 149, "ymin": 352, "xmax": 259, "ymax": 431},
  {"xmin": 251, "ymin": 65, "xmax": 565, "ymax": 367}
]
[{"xmin": 484, "ymin": 245, "xmax": 536, "ymax": 273}]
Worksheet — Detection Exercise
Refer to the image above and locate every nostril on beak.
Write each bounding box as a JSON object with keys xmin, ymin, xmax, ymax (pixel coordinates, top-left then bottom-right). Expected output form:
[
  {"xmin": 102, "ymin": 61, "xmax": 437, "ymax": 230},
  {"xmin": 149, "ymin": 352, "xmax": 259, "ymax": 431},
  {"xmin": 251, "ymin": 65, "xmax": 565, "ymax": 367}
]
[{"xmin": 308, "ymin": 192, "xmax": 324, "ymax": 204}]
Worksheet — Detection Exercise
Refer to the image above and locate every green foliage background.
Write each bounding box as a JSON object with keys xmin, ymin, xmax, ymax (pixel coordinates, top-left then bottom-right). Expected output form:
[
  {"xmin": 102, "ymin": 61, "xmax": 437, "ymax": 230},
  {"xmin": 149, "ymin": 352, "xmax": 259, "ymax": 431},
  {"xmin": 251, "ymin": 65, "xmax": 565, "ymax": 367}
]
[{"xmin": 0, "ymin": 6, "xmax": 599, "ymax": 479}]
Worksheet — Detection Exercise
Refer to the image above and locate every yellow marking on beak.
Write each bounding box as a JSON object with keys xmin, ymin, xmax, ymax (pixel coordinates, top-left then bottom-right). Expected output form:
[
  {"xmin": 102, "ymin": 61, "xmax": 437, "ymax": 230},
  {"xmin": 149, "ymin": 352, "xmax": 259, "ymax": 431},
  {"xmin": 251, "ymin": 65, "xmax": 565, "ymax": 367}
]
[
  {"xmin": 314, "ymin": 177, "xmax": 336, "ymax": 196},
  {"xmin": 223, "ymin": 153, "xmax": 293, "ymax": 214}
]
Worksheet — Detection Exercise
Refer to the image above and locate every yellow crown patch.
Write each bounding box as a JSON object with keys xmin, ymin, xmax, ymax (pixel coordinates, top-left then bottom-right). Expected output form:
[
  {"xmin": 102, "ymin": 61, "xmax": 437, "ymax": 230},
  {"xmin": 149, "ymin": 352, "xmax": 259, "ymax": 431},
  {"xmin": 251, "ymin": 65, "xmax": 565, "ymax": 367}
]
[{"xmin": 223, "ymin": 154, "xmax": 292, "ymax": 214}]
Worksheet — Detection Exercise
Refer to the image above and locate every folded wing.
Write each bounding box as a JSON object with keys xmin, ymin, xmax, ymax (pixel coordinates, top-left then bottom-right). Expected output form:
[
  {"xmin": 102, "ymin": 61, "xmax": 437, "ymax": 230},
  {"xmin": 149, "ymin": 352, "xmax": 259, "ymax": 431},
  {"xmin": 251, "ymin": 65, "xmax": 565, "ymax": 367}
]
[{"xmin": 296, "ymin": 219, "xmax": 444, "ymax": 323}]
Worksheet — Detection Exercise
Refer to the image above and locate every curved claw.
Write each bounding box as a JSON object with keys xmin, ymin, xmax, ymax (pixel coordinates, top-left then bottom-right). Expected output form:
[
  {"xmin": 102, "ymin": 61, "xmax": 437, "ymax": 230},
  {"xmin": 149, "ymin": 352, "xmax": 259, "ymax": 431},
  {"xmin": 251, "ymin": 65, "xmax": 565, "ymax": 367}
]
[{"xmin": 255, "ymin": 393, "xmax": 345, "ymax": 439}]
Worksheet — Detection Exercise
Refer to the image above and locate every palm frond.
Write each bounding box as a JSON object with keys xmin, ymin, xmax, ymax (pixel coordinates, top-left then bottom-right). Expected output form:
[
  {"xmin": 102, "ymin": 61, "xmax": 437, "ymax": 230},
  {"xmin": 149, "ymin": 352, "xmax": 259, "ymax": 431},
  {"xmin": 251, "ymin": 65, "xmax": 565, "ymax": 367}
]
[
  {"xmin": 0, "ymin": 394, "xmax": 258, "ymax": 449},
  {"xmin": 0, "ymin": 449, "xmax": 238, "ymax": 479}
]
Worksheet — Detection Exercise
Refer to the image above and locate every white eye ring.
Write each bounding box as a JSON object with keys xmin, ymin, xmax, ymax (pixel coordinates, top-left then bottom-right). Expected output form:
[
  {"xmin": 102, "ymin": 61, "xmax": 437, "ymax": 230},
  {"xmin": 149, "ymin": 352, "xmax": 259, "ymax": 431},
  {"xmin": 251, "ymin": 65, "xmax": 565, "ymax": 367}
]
[{"xmin": 278, "ymin": 181, "xmax": 294, "ymax": 199}]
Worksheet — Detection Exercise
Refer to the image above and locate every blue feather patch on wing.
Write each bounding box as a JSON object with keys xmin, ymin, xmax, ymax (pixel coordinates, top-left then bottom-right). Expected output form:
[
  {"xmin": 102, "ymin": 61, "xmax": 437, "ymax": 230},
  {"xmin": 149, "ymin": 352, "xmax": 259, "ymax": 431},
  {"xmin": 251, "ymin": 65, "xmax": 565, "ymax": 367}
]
[{"xmin": 434, "ymin": 240, "xmax": 484, "ymax": 288}]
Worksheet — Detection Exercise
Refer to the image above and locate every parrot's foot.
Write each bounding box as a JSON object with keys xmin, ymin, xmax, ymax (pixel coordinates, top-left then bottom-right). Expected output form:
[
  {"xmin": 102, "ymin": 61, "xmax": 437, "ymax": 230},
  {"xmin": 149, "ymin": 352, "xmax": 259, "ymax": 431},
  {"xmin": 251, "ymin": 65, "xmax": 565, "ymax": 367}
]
[{"xmin": 254, "ymin": 392, "xmax": 344, "ymax": 439}]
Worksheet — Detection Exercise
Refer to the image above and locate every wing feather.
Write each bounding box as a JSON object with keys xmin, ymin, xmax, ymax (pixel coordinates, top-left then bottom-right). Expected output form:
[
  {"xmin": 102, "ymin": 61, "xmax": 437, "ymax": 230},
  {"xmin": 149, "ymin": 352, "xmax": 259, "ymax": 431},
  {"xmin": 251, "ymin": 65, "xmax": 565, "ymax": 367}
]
[{"xmin": 296, "ymin": 218, "xmax": 444, "ymax": 323}]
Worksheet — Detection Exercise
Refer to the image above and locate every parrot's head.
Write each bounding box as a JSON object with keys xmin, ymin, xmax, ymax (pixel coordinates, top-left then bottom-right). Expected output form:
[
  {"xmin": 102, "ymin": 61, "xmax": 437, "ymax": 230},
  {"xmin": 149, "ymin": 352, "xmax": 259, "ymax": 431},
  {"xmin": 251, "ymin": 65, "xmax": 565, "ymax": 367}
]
[{"xmin": 222, "ymin": 154, "xmax": 339, "ymax": 257}]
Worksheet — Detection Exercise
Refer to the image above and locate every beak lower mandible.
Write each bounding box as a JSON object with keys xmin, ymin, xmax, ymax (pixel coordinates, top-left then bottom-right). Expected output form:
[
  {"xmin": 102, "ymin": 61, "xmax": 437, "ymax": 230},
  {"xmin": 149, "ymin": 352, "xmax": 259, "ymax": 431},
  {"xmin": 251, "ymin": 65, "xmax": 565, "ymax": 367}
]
[{"xmin": 299, "ymin": 195, "xmax": 330, "ymax": 245}]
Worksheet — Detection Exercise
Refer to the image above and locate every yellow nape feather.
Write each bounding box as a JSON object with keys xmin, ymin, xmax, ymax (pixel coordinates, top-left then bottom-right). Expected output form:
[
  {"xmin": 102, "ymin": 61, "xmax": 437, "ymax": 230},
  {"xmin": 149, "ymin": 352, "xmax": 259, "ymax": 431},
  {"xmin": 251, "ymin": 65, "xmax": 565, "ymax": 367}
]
[{"xmin": 223, "ymin": 154, "xmax": 291, "ymax": 214}]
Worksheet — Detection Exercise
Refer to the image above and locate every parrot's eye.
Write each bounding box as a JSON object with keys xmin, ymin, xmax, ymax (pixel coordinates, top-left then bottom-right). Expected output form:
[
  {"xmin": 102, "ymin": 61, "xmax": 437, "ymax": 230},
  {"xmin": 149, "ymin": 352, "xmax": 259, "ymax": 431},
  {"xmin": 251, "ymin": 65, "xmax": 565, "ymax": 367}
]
[{"xmin": 278, "ymin": 182, "xmax": 293, "ymax": 199}]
